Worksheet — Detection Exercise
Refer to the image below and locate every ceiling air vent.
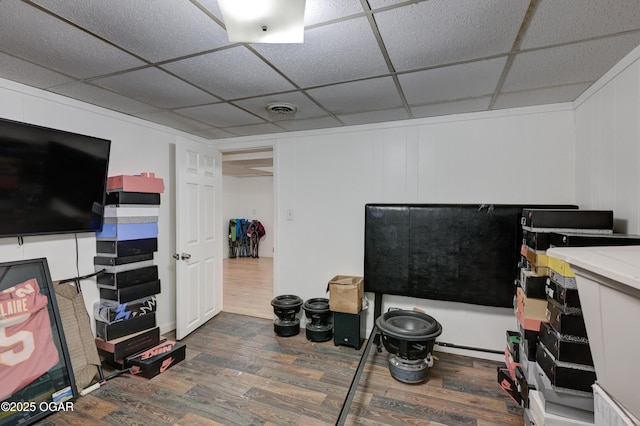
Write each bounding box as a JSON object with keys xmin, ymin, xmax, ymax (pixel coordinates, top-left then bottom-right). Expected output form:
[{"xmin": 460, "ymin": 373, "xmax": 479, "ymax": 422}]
[{"xmin": 266, "ymin": 102, "xmax": 297, "ymax": 116}]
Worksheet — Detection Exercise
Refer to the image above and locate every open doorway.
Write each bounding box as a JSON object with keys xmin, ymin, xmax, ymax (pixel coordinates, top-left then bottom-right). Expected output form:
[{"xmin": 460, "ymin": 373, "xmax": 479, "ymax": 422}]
[{"xmin": 221, "ymin": 148, "xmax": 274, "ymax": 319}]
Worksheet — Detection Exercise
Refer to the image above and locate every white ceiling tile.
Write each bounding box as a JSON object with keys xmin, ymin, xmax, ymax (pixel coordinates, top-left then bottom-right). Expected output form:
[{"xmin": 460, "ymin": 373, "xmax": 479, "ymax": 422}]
[
  {"xmin": 503, "ymin": 33, "xmax": 640, "ymax": 92},
  {"xmin": 306, "ymin": 77, "xmax": 403, "ymax": 113},
  {"xmin": 522, "ymin": 0, "xmax": 640, "ymax": 50},
  {"xmin": 223, "ymin": 123, "xmax": 286, "ymax": 137},
  {"xmin": 277, "ymin": 116, "xmax": 343, "ymax": 131},
  {"xmin": 252, "ymin": 17, "xmax": 388, "ymax": 87},
  {"xmin": 399, "ymin": 57, "xmax": 507, "ymax": 105},
  {"xmin": 0, "ymin": 0, "xmax": 145, "ymax": 78},
  {"xmin": 0, "ymin": 52, "xmax": 74, "ymax": 88},
  {"xmin": 162, "ymin": 47, "xmax": 295, "ymax": 100},
  {"xmin": 190, "ymin": 127, "xmax": 237, "ymax": 140},
  {"xmin": 375, "ymin": 0, "xmax": 530, "ymax": 71},
  {"xmin": 50, "ymin": 83, "xmax": 155, "ymax": 114},
  {"xmin": 175, "ymin": 103, "xmax": 265, "ymax": 127},
  {"xmin": 234, "ymin": 91, "xmax": 327, "ymax": 120},
  {"xmin": 338, "ymin": 108, "xmax": 409, "ymax": 125},
  {"xmin": 368, "ymin": 0, "xmax": 411, "ymax": 9},
  {"xmin": 32, "ymin": 0, "xmax": 229, "ymax": 62},
  {"xmin": 304, "ymin": 0, "xmax": 364, "ymax": 26},
  {"xmin": 0, "ymin": 0, "xmax": 637, "ymax": 141},
  {"xmin": 134, "ymin": 111, "xmax": 212, "ymax": 132},
  {"xmin": 410, "ymin": 97, "xmax": 491, "ymax": 119},
  {"xmin": 92, "ymin": 68, "xmax": 220, "ymax": 109},
  {"xmin": 493, "ymin": 84, "xmax": 592, "ymax": 110},
  {"xmin": 196, "ymin": 0, "xmax": 223, "ymax": 20}
]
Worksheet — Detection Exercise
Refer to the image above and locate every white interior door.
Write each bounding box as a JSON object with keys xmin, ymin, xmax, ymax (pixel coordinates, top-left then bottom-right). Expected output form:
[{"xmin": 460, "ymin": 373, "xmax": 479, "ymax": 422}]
[{"xmin": 174, "ymin": 137, "xmax": 222, "ymax": 340}]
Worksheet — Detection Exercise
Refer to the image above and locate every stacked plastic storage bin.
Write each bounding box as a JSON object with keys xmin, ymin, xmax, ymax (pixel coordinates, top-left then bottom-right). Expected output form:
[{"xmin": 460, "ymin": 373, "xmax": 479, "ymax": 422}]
[{"xmin": 93, "ymin": 173, "xmax": 185, "ymax": 379}]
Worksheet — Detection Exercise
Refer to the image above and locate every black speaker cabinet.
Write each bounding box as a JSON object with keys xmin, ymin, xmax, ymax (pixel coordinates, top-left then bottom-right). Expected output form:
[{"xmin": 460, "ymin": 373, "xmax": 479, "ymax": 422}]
[{"xmin": 334, "ymin": 311, "xmax": 365, "ymax": 349}]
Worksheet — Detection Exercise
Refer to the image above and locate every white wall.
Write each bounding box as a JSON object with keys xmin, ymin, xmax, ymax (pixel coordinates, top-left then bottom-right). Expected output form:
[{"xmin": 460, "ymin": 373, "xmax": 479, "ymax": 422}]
[
  {"xmin": 0, "ymin": 78, "xmax": 208, "ymax": 335},
  {"xmin": 222, "ymin": 175, "xmax": 274, "ymax": 258},
  {"xmin": 1, "ymin": 73, "xmax": 584, "ymax": 361},
  {"xmin": 218, "ymin": 105, "xmax": 577, "ymax": 360},
  {"xmin": 574, "ymin": 45, "xmax": 640, "ymax": 234}
]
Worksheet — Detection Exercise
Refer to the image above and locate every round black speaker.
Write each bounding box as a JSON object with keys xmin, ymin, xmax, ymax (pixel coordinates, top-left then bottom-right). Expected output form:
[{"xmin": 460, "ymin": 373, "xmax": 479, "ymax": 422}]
[
  {"xmin": 271, "ymin": 295, "xmax": 303, "ymax": 337},
  {"xmin": 303, "ymin": 298, "xmax": 333, "ymax": 342},
  {"xmin": 375, "ymin": 310, "xmax": 442, "ymax": 383}
]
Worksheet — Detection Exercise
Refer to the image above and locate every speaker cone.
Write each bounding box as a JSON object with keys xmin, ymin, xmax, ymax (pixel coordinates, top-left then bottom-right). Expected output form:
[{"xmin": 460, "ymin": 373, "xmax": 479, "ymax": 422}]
[
  {"xmin": 376, "ymin": 310, "xmax": 442, "ymax": 383},
  {"xmin": 303, "ymin": 298, "xmax": 333, "ymax": 342},
  {"xmin": 271, "ymin": 295, "xmax": 303, "ymax": 337}
]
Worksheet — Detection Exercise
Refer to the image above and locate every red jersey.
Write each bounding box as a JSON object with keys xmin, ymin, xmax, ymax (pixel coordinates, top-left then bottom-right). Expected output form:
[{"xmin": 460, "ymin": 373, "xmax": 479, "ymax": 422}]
[{"xmin": 0, "ymin": 278, "xmax": 59, "ymax": 401}]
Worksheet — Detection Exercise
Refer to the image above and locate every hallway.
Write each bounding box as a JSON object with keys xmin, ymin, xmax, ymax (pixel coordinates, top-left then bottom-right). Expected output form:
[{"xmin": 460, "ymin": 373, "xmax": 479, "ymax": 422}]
[{"xmin": 223, "ymin": 256, "xmax": 273, "ymax": 320}]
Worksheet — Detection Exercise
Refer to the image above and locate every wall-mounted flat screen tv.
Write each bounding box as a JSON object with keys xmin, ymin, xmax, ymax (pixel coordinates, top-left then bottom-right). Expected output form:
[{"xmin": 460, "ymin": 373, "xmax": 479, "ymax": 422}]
[{"xmin": 0, "ymin": 117, "xmax": 111, "ymax": 238}]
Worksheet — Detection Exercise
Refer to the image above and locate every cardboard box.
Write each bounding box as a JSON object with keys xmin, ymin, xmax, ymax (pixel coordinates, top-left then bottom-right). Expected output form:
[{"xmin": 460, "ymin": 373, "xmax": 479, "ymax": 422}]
[
  {"xmin": 127, "ymin": 340, "xmax": 186, "ymax": 379},
  {"xmin": 328, "ymin": 275, "xmax": 364, "ymax": 314},
  {"xmin": 548, "ymin": 256, "xmax": 576, "ymax": 278},
  {"xmin": 549, "ymin": 232, "xmax": 640, "ymax": 248},
  {"xmin": 96, "ymin": 238, "xmax": 158, "ymax": 258},
  {"xmin": 520, "ymin": 269, "xmax": 548, "ymax": 299},
  {"xmin": 95, "ymin": 312, "xmax": 156, "ymax": 341},
  {"xmin": 95, "ymin": 259, "xmax": 155, "ymax": 274},
  {"xmin": 93, "ymin": 252, "xmax": 154, "ymax": 266},
  {"xmin": 514, "ymin": 366, "xmax": 529, "ymax": 409},
  {"xmin": 516, "ymin": 286, "xmax": 548, "ymax": 322},
  {"xmin": 95, "ymin": 327, "xmax": 160, "ymax": 361},
  {"xmin": 546, "ymin": 299, "xmax": 587, "ymax": 338},
  {"xmin": 497, "ymin": 367, "xmax": 522, "ymax": 406},
  {"xmin": 546, "ymin": 277, "xmax": 581, "ymax": 309},
  {"xmin": 519, "ymin": 322, "xmax": 538, "ymax": 362},
  {"xmin": 97, "ymin": 265, "xmax": 159, "ymax": 289},
  {"xmin": 524, "ymin": 246, "xmax": 550, "ymax": 267},
  {"xmin": 535, "ymin": 364, "xmax": 595, "ymax": 413},
  {"xmin": 521, "ymin": 208, "xmax": 613, "ymax": 232},
  {"xmin": 94, "ymin": 296, "xmax": 157, "ymax": 323},
  {"xmin": 96, "ymin": 222, "xmax": 159, "ymax": 241},
  {"xmin": 107, "ymin": 173, "xmax": 165, "ymax": 194},
  {"xmin": 536, "ymin": 343, "xmax": 596, "ymax": 394},
  {"xmin": 539, "ymin": 322, "xmax": 593, "ymax": 366},
  {"xmin": 523, "ymin": 229, "xmax": 552, "ymax": 251},
  {"xmin": 104, "ymin": 205, "xmax": 160, "ymax": 218},
  {"xmin": 99, "ymin": 280, "xmax": 161, "ymax": 304},
  {"xmin": 105, "ymin": 191, "xmax": 161, "ymax": 206},
  {"xmin": 506, "ymin": 330, "xmax": 521, "ymax": 363}
]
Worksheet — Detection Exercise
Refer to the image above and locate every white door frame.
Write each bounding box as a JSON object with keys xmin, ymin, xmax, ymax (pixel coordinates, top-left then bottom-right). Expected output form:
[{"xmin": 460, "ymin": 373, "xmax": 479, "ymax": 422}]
[{"xmin": 216, "ymin": 139, "xmax": 278, "ymax": 294}]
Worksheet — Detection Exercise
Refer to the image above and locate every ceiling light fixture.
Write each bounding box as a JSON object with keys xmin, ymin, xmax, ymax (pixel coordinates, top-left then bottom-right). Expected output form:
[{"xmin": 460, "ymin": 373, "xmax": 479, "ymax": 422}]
[{"xmin": 218, "ymin": 0, "xmax": 306, "ymax": 44}]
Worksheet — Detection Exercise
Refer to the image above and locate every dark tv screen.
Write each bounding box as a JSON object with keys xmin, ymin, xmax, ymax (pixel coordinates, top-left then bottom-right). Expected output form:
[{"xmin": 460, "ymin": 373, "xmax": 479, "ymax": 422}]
[
  {"xmin": 0, "ymin": 117, "xmax": 111, "ymax": 238},
  {"xmin": 364, "ymin": 204, "xmax": 577, "ymax": 308}
]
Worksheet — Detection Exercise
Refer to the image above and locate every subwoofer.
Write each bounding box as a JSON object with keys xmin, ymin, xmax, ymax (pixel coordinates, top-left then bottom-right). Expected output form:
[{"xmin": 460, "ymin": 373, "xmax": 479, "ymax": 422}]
[
  {"xmin": 271, "ymin": 295, "xmax": 303, "ymax": 337},
  {"xmin": 303, "ymin": 298, "xmax": 332, "ymax": 342},
  {"xmin": 375, "ymin": 310, "xmax": 442, "ymax": 383}
]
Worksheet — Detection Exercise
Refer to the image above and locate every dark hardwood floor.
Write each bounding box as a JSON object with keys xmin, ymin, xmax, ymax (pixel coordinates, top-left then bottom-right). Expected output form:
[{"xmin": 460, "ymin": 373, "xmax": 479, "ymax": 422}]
[{"xmin": 37, "ymin": 313, "xmax": 523, "ymax": 425}]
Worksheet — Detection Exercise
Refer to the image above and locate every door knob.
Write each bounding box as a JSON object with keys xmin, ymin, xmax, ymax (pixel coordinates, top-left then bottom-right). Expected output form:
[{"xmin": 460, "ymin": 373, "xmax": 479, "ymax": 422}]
[{"xmin": 180, "ymin": 253, "xmax": 191, "ymax": 260}]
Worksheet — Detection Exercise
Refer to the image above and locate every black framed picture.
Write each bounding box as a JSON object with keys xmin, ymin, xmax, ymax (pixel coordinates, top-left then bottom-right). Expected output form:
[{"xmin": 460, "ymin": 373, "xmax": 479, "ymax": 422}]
[{"xmin": 0, "ymin": 258, "xmax": 78, "ymax": 426}]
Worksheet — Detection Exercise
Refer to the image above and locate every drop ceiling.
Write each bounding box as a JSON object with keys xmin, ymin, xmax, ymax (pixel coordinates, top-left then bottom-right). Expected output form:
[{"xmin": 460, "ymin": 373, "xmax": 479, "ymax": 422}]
[{"xmin": 2, "ymin": 0, "xmax": 640, "ymax": 143}]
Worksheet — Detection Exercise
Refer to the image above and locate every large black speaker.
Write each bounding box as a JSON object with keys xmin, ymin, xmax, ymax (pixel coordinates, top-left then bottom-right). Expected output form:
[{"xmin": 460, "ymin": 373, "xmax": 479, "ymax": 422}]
[
  {"xmin": 271, "ymin": 295, "xmax": 303, "ymax": 337},
  {"xmin": 376, "ymin": 310, "xmax": 442, "ymax": 383},
  {"xmin": 334, "ymin": 311, "xmax": 365, "ymax": 349},
  {"xmin": 303, "ymin": 298, "xmax": 333, "ymax": 342}
]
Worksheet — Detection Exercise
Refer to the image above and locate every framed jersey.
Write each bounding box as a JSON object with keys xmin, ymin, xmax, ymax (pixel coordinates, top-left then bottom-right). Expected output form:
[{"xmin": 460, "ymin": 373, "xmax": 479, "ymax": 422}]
[{"xmin": 0, "ymin": 258, "xmax": 78, "ymax": 426}]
